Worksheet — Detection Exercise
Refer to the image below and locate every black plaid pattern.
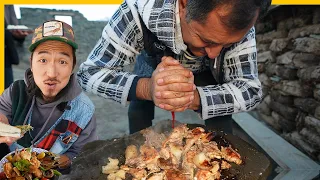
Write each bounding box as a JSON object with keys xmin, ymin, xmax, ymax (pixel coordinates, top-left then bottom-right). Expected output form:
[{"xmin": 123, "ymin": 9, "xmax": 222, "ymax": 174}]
[{"xmin": 77, "ymin": 0, "xmax": 262, "ymax": 120}]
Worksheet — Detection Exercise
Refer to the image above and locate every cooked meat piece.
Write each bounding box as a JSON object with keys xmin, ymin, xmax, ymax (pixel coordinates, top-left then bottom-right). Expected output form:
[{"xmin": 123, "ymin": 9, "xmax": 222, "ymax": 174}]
[
  {"xmin": 165, "ymin": 169, "xmax": 188, "ymax": 180},
  {"xmin": 221, "ymin": 146, "xmax": 242, "ymax": 165},
  {"xmin": 127, "ymin": 168, "xmax": 147, "ymax": 179},
  {"xmin": 221, "ymin": 160, "xmax": 231, "ymax": 169},
  {"xmin": 193, "ymin": 152, "xmax": 211, "ymax": 170},
  {"xmin": 4, "ymin": 162, "xmax": 13, "ymax": 178},
  {"xmin": 125, "ymin": 145, "xmax": 138, "ymax": 164}
]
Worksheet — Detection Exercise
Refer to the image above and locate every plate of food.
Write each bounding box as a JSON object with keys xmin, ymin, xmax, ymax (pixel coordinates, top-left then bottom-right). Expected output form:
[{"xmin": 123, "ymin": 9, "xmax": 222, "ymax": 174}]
[
  {"xmin": 64, "ymin": 120, "xmax": 272, "ymax": 180},
  {"xmin": 0, "ymin": 148, "xmax": 62, "ymax": 180}
]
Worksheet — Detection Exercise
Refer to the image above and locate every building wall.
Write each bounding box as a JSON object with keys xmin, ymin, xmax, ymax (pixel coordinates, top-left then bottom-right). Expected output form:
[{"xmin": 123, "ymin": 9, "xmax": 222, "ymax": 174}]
[{"xmin": 254, "ymin": 5, "xmax": 320, "ymax": 162}]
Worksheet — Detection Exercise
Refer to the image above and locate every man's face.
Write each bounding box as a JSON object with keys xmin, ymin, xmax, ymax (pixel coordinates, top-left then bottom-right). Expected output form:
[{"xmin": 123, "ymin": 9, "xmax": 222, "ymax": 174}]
[
  {"xmin": 31, "ymin": 40, "xmax": 74, "ymax": 102},
  {"xmin": 179, "ymin": 2, "xmax": 257, "ymax": 59}
]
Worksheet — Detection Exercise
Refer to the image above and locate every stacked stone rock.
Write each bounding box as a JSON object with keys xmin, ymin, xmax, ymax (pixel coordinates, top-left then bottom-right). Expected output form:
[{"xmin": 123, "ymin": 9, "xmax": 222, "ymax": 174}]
[{"xmin": 255, "ymin": 6, "xmax": 320, "ymax": 161}]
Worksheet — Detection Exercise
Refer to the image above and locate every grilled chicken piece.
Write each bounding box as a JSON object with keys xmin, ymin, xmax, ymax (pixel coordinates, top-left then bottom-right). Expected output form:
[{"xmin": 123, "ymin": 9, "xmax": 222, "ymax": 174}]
[
  {"xmin": 184, "ymin": 127, "xmax": 205, "ymax": 153},
  {"xmin": 221, "ymin": 146, "xmax": 242, "ymax": 165},
  {"xmin": 165, "ymin": 169, "xmax": 188, "ymax": 180},
  {"xmin": 125, "ymin": 145, "xmax": 138, "ymax": 164},
  {"xmin": 139, "ymin": 145, "xmax": 160, "ymax": 171},
  {"xmin": 32, "ymin": 169, "xmax": 43, "ymax": 178},
  {"xmin": 29, "ymin": 157, "xmax": 41, "ymax": 172},
  {"xmin": 4, "ymin": 162, "xmax": 13, "ymax": 178},
  {"xmin": 20, "ymin": 150, "xmax": 31, "ymax": 161},
  {"xmin": 147, "ymin": 172, "xmax": 165, "ymax": 180},
  {"xmin": 221, "ymin": 160, "xmax": 231, "ymax": 169},
  {"xmin": 162, "ymin": 125, "xmax": 188, "ymax": 147},
  {"xmin": 195, "ymin": 169, "xmax": 219, "ymax": 180},
  {"xmin": 127, "ymin": 168, "xmax": 147, "ymax": 179},
  {"xmin": 202, "ymin": 142, "xmax": 222, "ymax": 160},
  {"xmin": 182, "ymin": 150, "xmax": 197, "ymax": 179},
  {"xmin": 193, "ymin": 152, "xmax": 211, "ymax": 170}
]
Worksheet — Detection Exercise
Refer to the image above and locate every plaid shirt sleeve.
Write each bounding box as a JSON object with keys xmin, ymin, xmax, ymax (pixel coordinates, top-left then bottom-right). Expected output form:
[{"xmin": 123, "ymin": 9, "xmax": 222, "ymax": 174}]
[
  {"xmin": 77, "ymin": 1, "xmax": 144, "ymax": 106},
  {"xmin": 197, "ymin": 27, "xmax": 263, "ymax": 120}
]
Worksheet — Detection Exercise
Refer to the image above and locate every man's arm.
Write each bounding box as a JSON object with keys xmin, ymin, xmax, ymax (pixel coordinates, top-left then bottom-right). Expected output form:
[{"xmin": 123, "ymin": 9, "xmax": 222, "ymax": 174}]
[
  {"xmin": 77, "ymin": 0, "xmax": 144, "ymax": 106},
  {"xmin": 192, "ymin": 27, "xmax": 262, "ymax": 120}
]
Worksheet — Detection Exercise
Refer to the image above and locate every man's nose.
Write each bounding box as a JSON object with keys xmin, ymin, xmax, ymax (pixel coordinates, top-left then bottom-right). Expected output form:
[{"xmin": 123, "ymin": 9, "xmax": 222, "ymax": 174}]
[
  {"xmin": 205, "ymin": 45, "xmax": 223, "ymax": 59},
  {"xmin": 46, "ymin": 63, "xmax": 58, "ymax": 77}
]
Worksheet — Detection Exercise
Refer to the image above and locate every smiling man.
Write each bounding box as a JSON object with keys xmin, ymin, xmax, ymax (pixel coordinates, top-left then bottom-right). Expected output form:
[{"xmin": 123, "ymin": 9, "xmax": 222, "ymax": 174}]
[
  {"xmin": 78, "ymin": 0, "xmax": 271, "ymax": 134},
  {"xmin": 0, "ymin": 20, "xmax": 97, "ymax": 169}
]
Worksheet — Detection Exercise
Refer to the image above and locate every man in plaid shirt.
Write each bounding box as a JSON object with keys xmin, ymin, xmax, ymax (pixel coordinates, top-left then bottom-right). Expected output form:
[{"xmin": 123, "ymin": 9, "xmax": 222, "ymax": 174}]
[{"xmin": 78, "ymin": 0, "xmax": 271, "ymax": 133}]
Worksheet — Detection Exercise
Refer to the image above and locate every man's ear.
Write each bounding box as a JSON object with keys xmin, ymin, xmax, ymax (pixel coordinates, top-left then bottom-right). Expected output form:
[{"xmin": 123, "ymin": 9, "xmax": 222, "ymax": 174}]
[{"xmin": 179, "ymin": 0, "xmax": 188, "ymax": 18}]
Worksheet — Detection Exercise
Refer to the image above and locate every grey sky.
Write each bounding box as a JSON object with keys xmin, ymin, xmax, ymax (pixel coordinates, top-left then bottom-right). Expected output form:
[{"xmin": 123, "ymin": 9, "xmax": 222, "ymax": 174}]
[{"xmin": 14, "ymin": 5, "xmax": 119, "ymax": 21}]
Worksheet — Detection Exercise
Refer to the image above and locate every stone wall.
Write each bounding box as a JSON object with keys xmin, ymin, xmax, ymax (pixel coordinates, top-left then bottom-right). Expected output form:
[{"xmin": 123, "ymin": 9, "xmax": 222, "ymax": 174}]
[
  {"xmin": 16, "ymin": 7, "xmax": 107, "ymax": 71},
  {"xmin": 255, "ymin": 5, "xmax": 320, "ymax": 161}
]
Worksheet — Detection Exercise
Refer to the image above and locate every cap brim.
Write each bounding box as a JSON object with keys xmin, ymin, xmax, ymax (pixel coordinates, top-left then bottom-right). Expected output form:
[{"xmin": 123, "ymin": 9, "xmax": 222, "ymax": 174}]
[{"xmin": 29, "ymin": 36, "xmax": 78, "ymax": 52}]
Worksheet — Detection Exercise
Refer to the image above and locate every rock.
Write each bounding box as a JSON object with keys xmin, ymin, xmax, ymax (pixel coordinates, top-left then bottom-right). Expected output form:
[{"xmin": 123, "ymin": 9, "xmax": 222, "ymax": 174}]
[
  {"xmin": 272, "ymin": 111, "xmax": 295, "ymax": 132},
  {"xmin": 259, "ymin": 113, "xmax": 281, "ymax": 131},
  {"xmin": 315, "ymin": 107, "xmax": 320, "ymax": 120},
  {"xmin": 276, "ymin": 51, "xmax": 319, "ymax": 68},
  {"xmin": 256, "ymin": 100, "xmax": 271, "ymax": 116},
  {"xmin": 270, "ymin": 100, "xmax": 298, "ymax": 120},
  {"xmin": 300, "ymin": 128, "xmax": 320, "ymax": 150},
  {"xmin": 257, "ymin": 43, "xmax": 270, "ymax": 52},
  {"xmin": 297, "ymin": 66, "xmax": 320, "ymax": 83},
  {"xmin": 255, "ymin": 22, "xmax": 275, "ymax": 34},
  {"xmin": 296, "ymin": 111, "xmax": 307, "ymax": 131},
  {"xmin": 294, "ymin": 98, "xmax": 320, "ymax": 114},
  {"xmin": 259, "ymin": 73, "xmax": 272, "ymax": 87},
  {"xmin": 264, "ymin": 95, "xmax": 271, "ymax": 105},
  {"xmin": 265, "ymin": 63, "xmax": 277, "ymax": 76},
  {"xmin": 276, "ymin": 51, "xmax": 295, "ymax": 65},
  {"xmin": 258, "ymin": 63, "xmax": 265, "ymax": 73},
  {"xmin": 288, "ymin": 24, "xmax": 320, "ymax": 39},
  {"xmin": 274, "ymin": 80, "xmax": 313, "ymax": 97},
  {"xmin": 293, "ymin": 53, "xmax": 320, "ymax": 69},
  {"xmin": 304, "ymin": 116, "xmax": 320, "ymax": 135},
  {"xmin": 294, "ymin": 37, "xmax": 320, "ymax": 55},
  {"xmin": 270, "ymin": 90, "xmax": 294, "ymax": 105},
  {"xmin": 257, "ymin": 51, "xmax": 275, "ymax": 63},
  {"xmin": 275, "ymin": 65, "xmax": 298, "ymax": 80},
  {"xmin": 262, "ymin": 86, "xmax": 270, "ymax": 97},
  {"xmin": 284, "ymin": 131, "xmax": 318, "ymax": 158},
  {"xmin": 314, "ymin": 89, "xmax": 320, "ymax": 101},
  {"xmin": 269, "ymin": 38, "xmax": 290, "ymax": 52},
  {"xmin": 256, "ymin": 30, "xmax": 288, "ymax": 44}
]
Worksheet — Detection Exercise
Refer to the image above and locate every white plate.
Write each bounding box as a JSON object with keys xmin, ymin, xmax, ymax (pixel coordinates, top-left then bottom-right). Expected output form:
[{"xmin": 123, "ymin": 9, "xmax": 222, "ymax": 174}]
[{"xmin": 0, "ymin": 148, "xmax": 47, "ymax": 172}]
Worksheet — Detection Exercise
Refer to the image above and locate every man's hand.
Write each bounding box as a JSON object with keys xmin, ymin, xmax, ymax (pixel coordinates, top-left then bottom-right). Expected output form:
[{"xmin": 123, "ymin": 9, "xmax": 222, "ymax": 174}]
[
  {"xmin": 10, "ymin": 29, "xmax": 33, "ymax": 39},
  {"xmin": 0, "ymin": 114, "xmax": 22, "ymax": 146},
  {"xmin": 136, "ymin": 56, "xmax": 196, "ymax": 111}
]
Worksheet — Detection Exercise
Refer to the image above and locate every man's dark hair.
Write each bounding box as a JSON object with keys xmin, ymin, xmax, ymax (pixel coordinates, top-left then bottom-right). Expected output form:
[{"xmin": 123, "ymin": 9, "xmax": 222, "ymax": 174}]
[{"xmin": 186, "ymin": 0, "xmax": 272, "ymax": 30}]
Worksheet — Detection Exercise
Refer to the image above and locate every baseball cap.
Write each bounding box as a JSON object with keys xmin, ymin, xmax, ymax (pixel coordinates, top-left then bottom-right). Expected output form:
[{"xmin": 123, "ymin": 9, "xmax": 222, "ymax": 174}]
[{"xmin": 29, "ymin": 20, "xmax": 78, "ymax": 52}]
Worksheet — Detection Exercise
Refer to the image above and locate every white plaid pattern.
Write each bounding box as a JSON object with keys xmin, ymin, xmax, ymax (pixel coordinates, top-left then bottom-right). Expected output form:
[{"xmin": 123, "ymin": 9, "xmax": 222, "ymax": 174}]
[{"xmin": 77, "ymin": 0, "xmax": 262, "ymax": 120}]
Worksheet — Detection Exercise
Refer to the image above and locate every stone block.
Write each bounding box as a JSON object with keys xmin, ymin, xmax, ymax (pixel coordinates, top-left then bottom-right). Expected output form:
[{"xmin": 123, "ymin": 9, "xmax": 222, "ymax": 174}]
[
  {"xmin": 257, "ymin": 43, "xmax": 270, "ymax": 52},
  {"xmin": 314, "ymin": 89, "xmax": 320, "ymax": 101},
  {"xmin": 259, "ymin": 113, "xmax": 281, "ymax": 131},
  {"xmin": 270, "ymin": 90, "xmax": 294, "ymax": 105},
  {"xmin": 297, "ymin": 66, "xmax": 320, "ymax": 83},
  {"xmin": 294, "ymin": 37, "xmax": 320, "ymax": 55},
  {"xmin": 300, "ymin": 128, "xmax": 320, "ymax": 150},
  {"xmin": 276, "ymin": 51, "xmax": 295, "ymax": 65},
  {"xmin": 274, "ymin": 80, "xmax": 313, "ymax": 97},
  {"xmin": 270, "ymin": 100, "xmax": 298, "ymax": 120},
  {"xmin": 269, "ymin": 38, "xmax": 291, "ymax": 52},
  {"xmin": 257, "ymin": 51, "xmax": 275, "ymax": 63},
  {"xmin": 275, "ymin": 65, "xmax": 298, "ymax": 80},
  {"xmin": 292, "ymin": 53, "xmax": 320, "ymax": 68},
  {"xmin": 272, "ymin": 111, "xmax": 295, "ymax": 132},
  {"xmin": 257, "ymin": 63, "xmax": 265, "ymax": 73},
  {"xmin": 259, "ymin": 73, "xmax": 272, "ymax": 87},
  {"xmin": 285, "ymin": 131, "xmax": 318, "ymax": 158},
  {"xmin": 315, "ymin": 107, "xmax": 320, "ymax": 120},
  {"xmin": 256, "ymin": 100, "xmax": 271, "ymax": 116},
  {"xmin": 256, "ymin": 30, "xmax": 288, "ymax": 44},
  {"xmin": 305, "ymin": 116, "xmax": 320, "ymax": 135},
  {"xmin": 255, "ymin": 22, "xmax": 275, "ymax": 34},
  {"xmin": 265, "ymin": 63, "xmax": 277, "ymax": 76},
  {"xmin": 264, "ymin": 95, "xmax": 271, "ymax": 105},
  {"xmin": 288, "ymin": 24, "xmax": 320, "ymax": 39},
  {"xmin": 294, "ymin": 98, "xmax": 320, "ymax": 114},
  {"xmin": 296, "ymin": 111, "xmax": 307, "ymax": 131}
]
